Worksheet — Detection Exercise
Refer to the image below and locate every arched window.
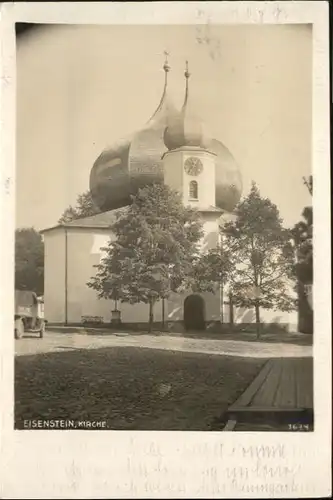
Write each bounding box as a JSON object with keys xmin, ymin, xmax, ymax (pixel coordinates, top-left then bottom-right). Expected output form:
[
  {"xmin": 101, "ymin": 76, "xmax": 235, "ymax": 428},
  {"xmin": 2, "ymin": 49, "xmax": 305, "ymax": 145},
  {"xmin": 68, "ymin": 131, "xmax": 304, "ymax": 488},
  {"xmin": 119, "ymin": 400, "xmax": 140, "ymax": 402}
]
[{"xmin": 189, "ymin": 180, "xmax": 198, "ymax": 200}]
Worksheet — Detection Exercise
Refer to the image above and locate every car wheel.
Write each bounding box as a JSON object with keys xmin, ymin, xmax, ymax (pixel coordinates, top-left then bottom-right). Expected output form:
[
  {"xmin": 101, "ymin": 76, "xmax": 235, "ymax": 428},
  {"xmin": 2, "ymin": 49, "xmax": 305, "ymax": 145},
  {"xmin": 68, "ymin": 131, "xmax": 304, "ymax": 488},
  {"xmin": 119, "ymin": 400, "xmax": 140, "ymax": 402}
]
[{"xmin": 15, "ymin": 318, "xmax": 25, "ymax": 339}]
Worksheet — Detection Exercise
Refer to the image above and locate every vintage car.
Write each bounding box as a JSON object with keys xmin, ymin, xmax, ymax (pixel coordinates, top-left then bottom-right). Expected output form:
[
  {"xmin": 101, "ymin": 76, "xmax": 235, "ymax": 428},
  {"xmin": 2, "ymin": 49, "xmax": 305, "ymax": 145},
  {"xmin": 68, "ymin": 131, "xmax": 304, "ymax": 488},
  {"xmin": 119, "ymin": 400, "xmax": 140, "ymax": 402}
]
[{"xmin": 14, "ymin": 290, "xmax": 45, "ymax": 339}]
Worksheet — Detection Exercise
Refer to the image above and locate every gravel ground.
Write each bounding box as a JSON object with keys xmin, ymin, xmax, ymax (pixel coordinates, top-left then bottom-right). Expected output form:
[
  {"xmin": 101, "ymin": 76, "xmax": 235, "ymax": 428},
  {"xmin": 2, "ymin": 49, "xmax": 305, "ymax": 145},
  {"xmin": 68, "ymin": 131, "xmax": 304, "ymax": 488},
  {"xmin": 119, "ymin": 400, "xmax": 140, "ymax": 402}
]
[
  {"xmin": 15, "ymin": 330, "xmax": 313, "ymax": 358},
  {"xmin": 15, "ymin": 346, "xmax": 265, "ymax": 431}
]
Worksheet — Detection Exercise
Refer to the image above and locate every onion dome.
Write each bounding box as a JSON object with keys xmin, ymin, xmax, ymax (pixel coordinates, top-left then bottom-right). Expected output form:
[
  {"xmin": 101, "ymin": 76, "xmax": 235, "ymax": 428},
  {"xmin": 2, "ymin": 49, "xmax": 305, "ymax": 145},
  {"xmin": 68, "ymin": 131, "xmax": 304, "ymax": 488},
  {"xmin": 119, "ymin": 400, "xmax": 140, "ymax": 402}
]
[
  {"xmin": 90, "ymin": 55, "xmax": 242, "ymax": 214},
  {"xmin": 164, "ymin": 61, "xmax": 207, "ymax": 150},
  {"xmin": 209, "ymin": 138, "xmax": 243, "ymax": 212},
  {"xmin": 90, "ymin": 52, "xmax": 178, "ymax": 212}
]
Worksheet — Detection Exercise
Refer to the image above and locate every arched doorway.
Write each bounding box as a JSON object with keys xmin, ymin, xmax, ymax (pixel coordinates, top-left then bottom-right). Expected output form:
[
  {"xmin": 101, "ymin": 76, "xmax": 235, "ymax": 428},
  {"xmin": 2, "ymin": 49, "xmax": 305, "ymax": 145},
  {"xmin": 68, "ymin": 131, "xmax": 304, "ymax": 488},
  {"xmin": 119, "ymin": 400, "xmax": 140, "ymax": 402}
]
[{"xmin": 183, "ymin": 294, "xmax": 206, "ymax": 331}]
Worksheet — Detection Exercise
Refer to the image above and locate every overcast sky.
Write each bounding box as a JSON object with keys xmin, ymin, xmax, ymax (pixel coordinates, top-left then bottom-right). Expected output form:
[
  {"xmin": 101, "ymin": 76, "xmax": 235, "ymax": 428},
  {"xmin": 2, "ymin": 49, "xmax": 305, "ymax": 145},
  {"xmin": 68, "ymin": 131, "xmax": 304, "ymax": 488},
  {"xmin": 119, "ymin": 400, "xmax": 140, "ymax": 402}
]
[{"xmin": 16, "ymin": 23, "xmax": 312, "ymax": 231}]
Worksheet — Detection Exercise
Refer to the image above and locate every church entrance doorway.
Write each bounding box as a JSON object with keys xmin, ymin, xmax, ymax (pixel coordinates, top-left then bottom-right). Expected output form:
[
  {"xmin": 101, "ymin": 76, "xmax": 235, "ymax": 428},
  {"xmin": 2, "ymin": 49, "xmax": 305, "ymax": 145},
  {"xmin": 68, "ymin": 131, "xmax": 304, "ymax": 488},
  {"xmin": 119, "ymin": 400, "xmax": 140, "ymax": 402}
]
[{"xmin": 183, "ymin": 294, "xmax": 206, "ymax": 331}]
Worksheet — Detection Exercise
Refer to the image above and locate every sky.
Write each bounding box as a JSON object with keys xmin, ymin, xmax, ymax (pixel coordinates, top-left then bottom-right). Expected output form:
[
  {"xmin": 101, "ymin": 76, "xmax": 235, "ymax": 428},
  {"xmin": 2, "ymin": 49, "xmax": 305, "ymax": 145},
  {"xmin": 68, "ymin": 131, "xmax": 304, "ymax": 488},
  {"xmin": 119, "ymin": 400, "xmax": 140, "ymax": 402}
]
[{"xmin": 16, "ymin": 23, "xmax": 312, "ymax": 231}]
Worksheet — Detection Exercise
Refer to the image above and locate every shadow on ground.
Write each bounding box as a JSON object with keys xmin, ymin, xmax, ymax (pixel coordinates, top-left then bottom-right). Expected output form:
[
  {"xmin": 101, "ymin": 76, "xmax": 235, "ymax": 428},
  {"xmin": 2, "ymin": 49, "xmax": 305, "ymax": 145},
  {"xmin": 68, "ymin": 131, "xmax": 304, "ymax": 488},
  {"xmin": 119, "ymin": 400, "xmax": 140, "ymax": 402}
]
[{"xmin": 15, "ymin": 346, "xmax": 266, "ymax": 431}]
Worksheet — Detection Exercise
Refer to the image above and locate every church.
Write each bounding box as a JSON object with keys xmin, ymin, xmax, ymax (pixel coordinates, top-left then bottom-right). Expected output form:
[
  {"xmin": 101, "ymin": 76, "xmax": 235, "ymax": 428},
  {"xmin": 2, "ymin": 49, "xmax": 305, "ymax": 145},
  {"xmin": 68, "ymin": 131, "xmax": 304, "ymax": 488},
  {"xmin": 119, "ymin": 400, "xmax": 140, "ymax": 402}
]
[{"xmin": 41, "ymin": 57, "xmax": 297, "ymax": 331}]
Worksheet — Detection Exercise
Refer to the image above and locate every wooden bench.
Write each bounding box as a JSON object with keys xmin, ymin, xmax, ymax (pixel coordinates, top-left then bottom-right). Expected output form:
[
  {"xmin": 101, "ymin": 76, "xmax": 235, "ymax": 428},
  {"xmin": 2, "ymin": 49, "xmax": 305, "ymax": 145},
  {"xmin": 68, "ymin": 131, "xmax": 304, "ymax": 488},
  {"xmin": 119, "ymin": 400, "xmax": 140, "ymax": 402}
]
[
  {"xmin": 81, "ymin": 316, "xmax": 104, "ymax": 324},
  {"xmin": 224, "ymin": 357, "xmax": 313, "ymax": 429}
]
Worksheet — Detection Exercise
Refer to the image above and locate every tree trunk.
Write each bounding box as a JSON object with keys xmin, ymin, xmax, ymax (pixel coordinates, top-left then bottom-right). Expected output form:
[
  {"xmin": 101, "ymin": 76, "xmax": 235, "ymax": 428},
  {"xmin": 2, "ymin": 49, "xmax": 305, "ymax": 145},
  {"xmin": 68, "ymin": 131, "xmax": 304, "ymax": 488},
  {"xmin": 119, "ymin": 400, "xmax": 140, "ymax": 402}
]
[
  {"xmin": 298, "ymin": 281, "xmax": 313, "ymax": 334},
  {"xmin": 220, "ymin": 279, "xmax": 224, "ymax": 325},
  {"xmin": 229, "ymin": 293, "xmax": 234, "ymax": 330},
  {"xmin": 162, "ymin": 297, "xmax": 165, "ymax": 330},
  {"xmin": 148, "ymin": 298, "xmax": 154, "ymax": 333},
  {"xmin": 254, "ymin": 300, "xmax": 261, "ymax": 339}
]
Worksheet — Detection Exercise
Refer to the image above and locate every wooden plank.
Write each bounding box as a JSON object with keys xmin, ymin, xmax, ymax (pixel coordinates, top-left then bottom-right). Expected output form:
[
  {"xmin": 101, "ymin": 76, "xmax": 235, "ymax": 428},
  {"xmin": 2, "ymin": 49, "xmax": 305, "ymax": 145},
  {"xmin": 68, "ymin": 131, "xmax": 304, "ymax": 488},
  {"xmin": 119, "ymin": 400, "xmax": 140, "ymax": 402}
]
[
  {"xmin": 283, "ymin": 358, "xmax": 297, "ymax": 408},
  {"xmin": 227, "ymin": 406, "xmax": 310, "ymax": 427},
  {"xmin": 296, "ymin": 358, "xmax": 313, "ymax": 409},
  {"xmin": 273, "ymin": 358, "xmax": 296, "ymax": 408},
  {"xmin": 304, "ymin": 358, "xmax": 313, "ymax": 408},
  {"xmin": 234, "ymin": 422, "xmax": 280, "ymax": 431},
  {"xmin": 223, "ymin": 420, "xmax": 237, "ymax": 431},
  {"xmin": 295, "ymin": 358, "xmax": 302, "ymax": 408},
  {"xmin": 250, "ymin": 358, "xmax": 283, "ymax": 408},
  {"xmin": 272, "ymin": 359, "xmax": 287, "ymax": 407},
  {"xmin": 230, "ymin": 359, "xmax": 274, "ymax": 409},
  {"xmin": 228, "ymin": 407, "xmax": 302, "ymax": 413}
]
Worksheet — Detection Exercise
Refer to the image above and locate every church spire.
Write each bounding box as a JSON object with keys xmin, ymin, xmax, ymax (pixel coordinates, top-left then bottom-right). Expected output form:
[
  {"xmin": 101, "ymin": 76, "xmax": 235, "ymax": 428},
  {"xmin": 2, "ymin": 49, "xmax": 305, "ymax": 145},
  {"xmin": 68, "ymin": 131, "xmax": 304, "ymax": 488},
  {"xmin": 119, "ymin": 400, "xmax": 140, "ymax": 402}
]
[
  {"xmin": 163, "ymin": 58, "xmax": 207, "ymax": 151},
  {"xmin": 148, "ymin": 51, "xmax": 173, "ymax": 122},
  {"xmin": 182, "ymin": 60, "xmax": 190, "ymax": 110}
]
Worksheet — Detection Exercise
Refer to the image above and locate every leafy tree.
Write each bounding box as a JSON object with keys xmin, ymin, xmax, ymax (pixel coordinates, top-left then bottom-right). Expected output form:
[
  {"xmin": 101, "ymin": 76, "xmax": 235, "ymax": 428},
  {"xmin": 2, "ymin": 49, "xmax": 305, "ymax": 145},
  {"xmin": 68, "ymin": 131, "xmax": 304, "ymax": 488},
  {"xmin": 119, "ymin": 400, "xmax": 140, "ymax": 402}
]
[
  {"xmin": 58, "ymin": 190, "xmax": 100, "ymax": 223},
  {"xmin": 220, "ymin": 182, "xmax": 296, "ymax": 338},
  {"xmin": 190, "ymin": 247, "xmax": 233, "ymax": 323},
  {"xmin": 291, "ymin": 175, "xmax": 313, "ymax": 333},
  {"xmin": 15, "ymin": 228, "xmax": 44, "ymax": 295},
  {"xmin": 191, "ymin": 248, "xmax": 229, "ymax": 294},
  {"xmin": 292, "ymin": 176, "xmax": 313, "ymax": 283},
  {"xmin": 88, "ymin": 183, "xmax": 204, "ymax": 331}
]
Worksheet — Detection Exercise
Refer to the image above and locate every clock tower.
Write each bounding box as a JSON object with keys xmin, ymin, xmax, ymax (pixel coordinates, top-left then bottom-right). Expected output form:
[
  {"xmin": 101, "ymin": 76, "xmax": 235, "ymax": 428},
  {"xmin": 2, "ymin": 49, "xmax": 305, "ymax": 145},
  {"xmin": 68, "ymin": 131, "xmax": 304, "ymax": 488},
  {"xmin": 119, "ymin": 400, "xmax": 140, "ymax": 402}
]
[
  {"xmin": 163, "ymin": 147, "xmax": 217, "ymax": 209},
  {"xmin": 162, "ymin": 62, "xmax": 218, "ymax": 212},
  {"xmin": 162, "ymin": 62, "xmax": 224, "ymax": 328}
]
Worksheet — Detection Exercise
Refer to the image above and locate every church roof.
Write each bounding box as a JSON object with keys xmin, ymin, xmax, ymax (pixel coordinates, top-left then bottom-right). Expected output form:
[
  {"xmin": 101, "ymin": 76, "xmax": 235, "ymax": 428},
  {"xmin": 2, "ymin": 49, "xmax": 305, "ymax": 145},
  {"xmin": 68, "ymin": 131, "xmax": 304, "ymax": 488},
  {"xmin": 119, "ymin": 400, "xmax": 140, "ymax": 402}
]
[
  {"xmin": 66, "ymin": 208, "xmax": 126, "ymax": 227},
  {"xmin": 40, "ymin": 208, "xmax": 127, "ymax": 234},
  {"xmin": 40, "ymin": 203, "xmax": 223, "ymax": 235}
]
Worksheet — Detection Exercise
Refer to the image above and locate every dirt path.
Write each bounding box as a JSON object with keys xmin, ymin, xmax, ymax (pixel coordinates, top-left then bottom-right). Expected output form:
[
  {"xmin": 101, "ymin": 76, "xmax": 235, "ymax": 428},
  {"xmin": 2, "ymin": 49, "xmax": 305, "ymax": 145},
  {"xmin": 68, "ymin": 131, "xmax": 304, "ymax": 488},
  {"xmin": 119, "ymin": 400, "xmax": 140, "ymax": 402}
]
[{"xmin": 15, "ymin": 330, "xmax": 313, "ymax": 358}]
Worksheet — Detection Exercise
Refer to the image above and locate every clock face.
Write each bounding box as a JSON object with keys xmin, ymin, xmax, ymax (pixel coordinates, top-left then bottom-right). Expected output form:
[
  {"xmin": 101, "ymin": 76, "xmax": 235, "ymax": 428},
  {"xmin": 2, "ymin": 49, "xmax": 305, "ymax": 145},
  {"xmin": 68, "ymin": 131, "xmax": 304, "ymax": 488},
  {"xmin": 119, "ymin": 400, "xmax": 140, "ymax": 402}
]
[{"xmin": 184, "ymin": 157, "xmax": 203, "ymax": 176}]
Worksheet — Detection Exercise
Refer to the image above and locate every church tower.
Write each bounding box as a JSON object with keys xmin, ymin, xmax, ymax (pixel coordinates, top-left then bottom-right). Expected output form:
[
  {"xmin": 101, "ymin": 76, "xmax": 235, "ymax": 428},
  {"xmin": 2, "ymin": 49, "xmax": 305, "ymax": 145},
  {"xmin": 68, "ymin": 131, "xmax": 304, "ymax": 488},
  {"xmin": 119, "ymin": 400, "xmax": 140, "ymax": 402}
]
[{"xmin": 162, "ymin": 62, "xmax": 223, "ymax": 249}]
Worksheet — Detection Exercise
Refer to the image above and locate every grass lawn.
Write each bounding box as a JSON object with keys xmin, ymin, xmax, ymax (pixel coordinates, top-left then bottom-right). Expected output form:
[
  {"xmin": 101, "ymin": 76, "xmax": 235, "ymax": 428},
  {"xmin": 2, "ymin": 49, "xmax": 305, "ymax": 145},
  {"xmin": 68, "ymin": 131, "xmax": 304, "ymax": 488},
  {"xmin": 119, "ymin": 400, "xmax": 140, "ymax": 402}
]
[{"xmin": 15, "ymin": 347, "xmax": 265, "ymax": 430}]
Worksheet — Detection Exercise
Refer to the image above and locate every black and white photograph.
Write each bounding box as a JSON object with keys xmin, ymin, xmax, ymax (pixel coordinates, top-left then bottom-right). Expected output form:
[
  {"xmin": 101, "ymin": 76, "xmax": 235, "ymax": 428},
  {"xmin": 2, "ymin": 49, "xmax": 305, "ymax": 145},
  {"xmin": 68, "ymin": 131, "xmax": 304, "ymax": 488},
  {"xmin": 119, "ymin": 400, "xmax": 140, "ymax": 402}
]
[
  {"xmin": 13, "ymin": 20, "xmax": 315, "ymax": 432},
  {"xmin": 0, "ymin": 2, "xmax": 331, "ymax": 498}
]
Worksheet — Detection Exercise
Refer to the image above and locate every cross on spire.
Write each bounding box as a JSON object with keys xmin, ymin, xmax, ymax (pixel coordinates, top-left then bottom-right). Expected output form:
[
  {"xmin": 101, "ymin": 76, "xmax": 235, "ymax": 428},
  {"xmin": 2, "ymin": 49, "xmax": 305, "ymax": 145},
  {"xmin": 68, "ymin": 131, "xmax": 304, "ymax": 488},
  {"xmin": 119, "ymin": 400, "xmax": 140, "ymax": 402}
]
[
  {"xmin": 185, "ymin": 60, "xmax": 190, "ymax": 79},
  {"xmin": 163, "ymin": 50, "xmax": 170, "ymax": 72}
]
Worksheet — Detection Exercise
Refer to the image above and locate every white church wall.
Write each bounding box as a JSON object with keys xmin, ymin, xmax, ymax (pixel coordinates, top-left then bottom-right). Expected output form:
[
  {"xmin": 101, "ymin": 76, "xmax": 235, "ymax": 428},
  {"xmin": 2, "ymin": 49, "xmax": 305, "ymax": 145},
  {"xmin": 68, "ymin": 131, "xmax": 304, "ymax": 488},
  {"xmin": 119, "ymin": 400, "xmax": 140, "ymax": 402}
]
[
  {"xmin": 261, "ymin": 309, "xmax": 297, "ymax": 331},
  {"xmin": 222, "ymin": 278, "xmax": 298, "ymax": 331},
  {"xmin": 200, "ymin": 213, "xmax": 220, "ymax": 252},
  {"xmin": 167, "ymin": 287, "xmax": 297, "ymax": 332},
  {"xmin": 43, "ymin": 222, "xmax": 297, "ymax": 330},
  {"xmin": 202, "ymin": 291, "xmax": 221, "ymax": 321},
  {"xmin": 66, "ymin": 228, "xmax": 115, "ymax": 323},
  {"xmin": 117, "ymin": 300, "xmax": 163, "ymax": 324},
  {"xmin": 44, "ymin": 228, "xmax": 66, "ymax": 323},
  {"xmin": 65, "ymin": 228, "xmax": 163, "ymax": 324},
  {"xmin": 226, "ymin": 306, "xmax": 297, "ymax": 331}
]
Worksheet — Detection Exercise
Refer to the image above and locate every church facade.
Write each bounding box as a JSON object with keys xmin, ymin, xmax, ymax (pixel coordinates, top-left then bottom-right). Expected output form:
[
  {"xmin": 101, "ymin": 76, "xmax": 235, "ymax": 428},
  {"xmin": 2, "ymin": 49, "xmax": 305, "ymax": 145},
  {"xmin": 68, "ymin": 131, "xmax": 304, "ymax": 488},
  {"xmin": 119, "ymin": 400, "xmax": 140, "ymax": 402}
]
[{"xmin": 41, "ymin": 58, "xmax": 297, "ymax": 331}]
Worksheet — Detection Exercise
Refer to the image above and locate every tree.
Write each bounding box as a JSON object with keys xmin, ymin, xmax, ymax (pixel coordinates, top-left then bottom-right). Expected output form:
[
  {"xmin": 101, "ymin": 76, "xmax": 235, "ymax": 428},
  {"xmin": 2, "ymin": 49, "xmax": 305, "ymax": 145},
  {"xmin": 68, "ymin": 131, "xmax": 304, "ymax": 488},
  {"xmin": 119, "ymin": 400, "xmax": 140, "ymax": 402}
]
[
  {"xmin": 58, "ymin": 190, "xmax": 100, "ymax": 223},
  {"xmin": 302, "ymin": 175, "xmax": 313, "ymax": 197},
  {"xmin": 291, "ymin": 175, "xmax": 313, "ymax": 333},
  {"xmin": 292, "ymin": 175, "xmax": 313, "ymax": 283},
  {"xmin": 15, "ymin": 228, "xmax": 44, "ymax": 296},
  {"xmin": 220, "ymin": 182, "xmax": 296, "ymax": 339},
  {"xmin": 189, "ymin": 246, "xmax": 232, "ymax": 324},
  {"xmin": 88, "ymin": 183, "xmax": 204, "ymax": 331}
]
